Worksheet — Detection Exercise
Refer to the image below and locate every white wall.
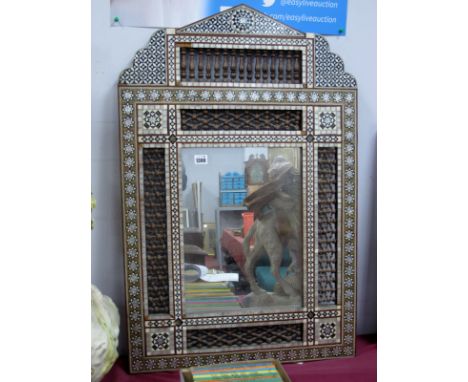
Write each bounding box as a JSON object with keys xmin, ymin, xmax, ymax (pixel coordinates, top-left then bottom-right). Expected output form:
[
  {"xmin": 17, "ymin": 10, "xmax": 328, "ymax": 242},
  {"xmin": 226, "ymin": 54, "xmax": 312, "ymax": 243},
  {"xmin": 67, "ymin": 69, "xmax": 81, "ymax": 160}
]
[{"xmin": 92, "ymin": 0, "xmax": 376, "ymax": 354}]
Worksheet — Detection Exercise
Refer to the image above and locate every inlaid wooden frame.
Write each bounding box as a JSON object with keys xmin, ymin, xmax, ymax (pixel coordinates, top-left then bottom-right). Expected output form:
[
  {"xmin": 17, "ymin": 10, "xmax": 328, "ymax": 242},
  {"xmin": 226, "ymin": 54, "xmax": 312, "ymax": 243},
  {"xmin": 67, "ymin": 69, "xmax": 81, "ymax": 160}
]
[{"xmin": 119, "ymin": 5, "xmax": 357, "ymax": 373}]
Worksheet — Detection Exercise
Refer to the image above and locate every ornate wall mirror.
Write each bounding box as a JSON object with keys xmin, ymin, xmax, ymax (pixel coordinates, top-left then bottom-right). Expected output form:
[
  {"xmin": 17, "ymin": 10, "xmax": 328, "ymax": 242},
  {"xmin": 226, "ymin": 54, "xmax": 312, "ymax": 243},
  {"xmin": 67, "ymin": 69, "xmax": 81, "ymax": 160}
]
[{"xmin": 119, "ymin": 5, "xmax": 357, "ymax": 373}]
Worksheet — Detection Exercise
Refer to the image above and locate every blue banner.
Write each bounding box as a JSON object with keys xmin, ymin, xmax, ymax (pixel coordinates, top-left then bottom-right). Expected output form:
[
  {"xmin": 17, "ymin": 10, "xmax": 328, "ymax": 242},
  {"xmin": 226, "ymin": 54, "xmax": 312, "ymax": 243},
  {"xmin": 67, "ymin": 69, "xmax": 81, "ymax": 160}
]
[
  {"xmin": 110, "ymin": 0, "xmax": 348, "ymax": 35},
  {"xmin": 204, "ymin": 0, "xmax": 348, "ymax": 35}
]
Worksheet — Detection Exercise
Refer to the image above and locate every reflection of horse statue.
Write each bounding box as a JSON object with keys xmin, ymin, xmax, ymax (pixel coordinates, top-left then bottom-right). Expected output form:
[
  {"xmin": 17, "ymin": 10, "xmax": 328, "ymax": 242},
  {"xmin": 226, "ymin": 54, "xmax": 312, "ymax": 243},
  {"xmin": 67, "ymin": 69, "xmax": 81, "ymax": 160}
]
[{"xmin": 242, "ymin": 157, "xmax": 302, "ymax": 304}]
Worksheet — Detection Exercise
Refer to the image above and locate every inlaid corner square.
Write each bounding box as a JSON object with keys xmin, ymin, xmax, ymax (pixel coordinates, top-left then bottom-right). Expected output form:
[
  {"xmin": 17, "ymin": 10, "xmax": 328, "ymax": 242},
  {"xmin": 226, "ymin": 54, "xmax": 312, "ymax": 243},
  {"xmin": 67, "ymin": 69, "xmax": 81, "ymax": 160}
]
[
  {"xmin": 138, "ymin": 105, "xmax": 168, "ymax": 135},
  {"xmin": 314, "ymin": 317, "xmax": 341, "ymax": 345},
  {"xmin": 145, "ymin": 327, "xmax": 175, "ymax": 356},
  {"xmin": 313, "ymin": 106, "xmax": 341, "ymax": 135}
]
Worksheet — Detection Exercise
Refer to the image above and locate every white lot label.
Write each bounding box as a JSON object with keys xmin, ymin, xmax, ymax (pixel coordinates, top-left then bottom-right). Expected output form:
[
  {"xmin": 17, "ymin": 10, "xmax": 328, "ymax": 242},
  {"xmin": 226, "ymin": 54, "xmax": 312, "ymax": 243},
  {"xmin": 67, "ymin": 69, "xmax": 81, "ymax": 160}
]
[{"xmin": 194, "ymin": 154, "xmax": 208, "ymax": 165}]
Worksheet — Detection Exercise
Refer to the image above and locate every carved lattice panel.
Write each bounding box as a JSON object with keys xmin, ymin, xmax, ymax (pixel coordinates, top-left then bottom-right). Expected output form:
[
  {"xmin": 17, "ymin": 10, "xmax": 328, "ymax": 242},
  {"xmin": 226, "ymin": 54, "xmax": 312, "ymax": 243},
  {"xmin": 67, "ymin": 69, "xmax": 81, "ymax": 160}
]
[
  {"xmin": 186, "ymin": 324, "xmax": 303, "ymax": 350},
  {"xmin": 317, "ymin": 147, "xmax": 338, "ymax": 306},
  {"xmin": 180, "ymin": 109, "xmax": 302, "ymax": 131},
  {"xmin": 142, "ymin": 148, "xmax": 170, "ymax": 315}
]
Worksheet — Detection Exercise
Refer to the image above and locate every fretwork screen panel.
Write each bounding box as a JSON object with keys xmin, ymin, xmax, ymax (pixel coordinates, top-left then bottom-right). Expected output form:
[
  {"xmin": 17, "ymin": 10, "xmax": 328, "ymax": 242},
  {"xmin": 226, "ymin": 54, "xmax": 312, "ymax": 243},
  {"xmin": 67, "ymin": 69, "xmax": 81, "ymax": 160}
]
[
  {"xmin": 142, "ymin": 148, "xmax": 170, "ymax": 315},
  {"xmin": 186, "ymin": 324, "xmax": 303, "ymax": 350},
  {"xmin": 180, "ymin": 109, "xmax": 302, "ymax": 131},
  {"xmin": 317, "ymin": 147, "xmax": 338, "ymax": 306}
]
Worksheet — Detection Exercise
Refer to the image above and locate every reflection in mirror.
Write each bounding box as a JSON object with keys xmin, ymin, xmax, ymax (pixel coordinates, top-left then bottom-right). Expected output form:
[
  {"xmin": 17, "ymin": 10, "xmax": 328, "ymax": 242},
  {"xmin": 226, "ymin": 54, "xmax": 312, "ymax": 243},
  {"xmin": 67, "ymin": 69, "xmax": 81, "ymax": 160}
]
[{"xmin": 181, "ymin": 146, "xmax": 303, "ymax": 315}]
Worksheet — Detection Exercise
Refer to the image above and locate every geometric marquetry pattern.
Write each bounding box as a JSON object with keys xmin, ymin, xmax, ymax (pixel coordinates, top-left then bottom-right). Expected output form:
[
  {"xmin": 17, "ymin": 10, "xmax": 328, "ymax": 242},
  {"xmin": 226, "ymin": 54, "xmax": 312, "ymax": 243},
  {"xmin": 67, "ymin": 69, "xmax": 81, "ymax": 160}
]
[
  {"xmin": 180, "ymin": 109, "xmax": 302, "ymax": 131},
  {"xmin": 142, "ymin": 148, "xmax": 170, "ymax": 315},
  {"xmin": 119, "ymin": 4, "xmax": 357, "ymax": 373},
  {"xmin": 124, "ymin": 88, "xmax": 351, "ymax": 105},
  {"xmin": 318, "ymin": 109, "xmax": 337, "ymax": 129},
  {"xmin": 120, "ymin": 29, "xmax": 166, "ymax": 85},
  {"xmin": 314, "ymin": 106, "xmax": 342, "ymax": 137},
  {"xmin": 152, "ymin": 332, "xmax": 170, "ymax": 351},
  {"xmin": 319, "ymin": 322, "xmax": 336, "ymax": 340},
  {"xmin": 145, "ymin": 328, "xmax": 175, "ymax": 356},
  {"xmin": 319, "ymin": 111, "xmax": 336, "ymax": 129},
  {"xmin": 317, "ymin": 147, "xmax": 338, "ymax": 305},
  {"xmin": 120, "ymin": 85, "xmax": 357, "ymax": 371},
  {"xmin": 314, "ymin": 317, "xmax": 341, "ymax": 345},
  {"xmin": 186, "ymin": 324, "xmax": 303, "ymax": 350},
  {"xmin": 138, "ymin": 105, "xmax": 168, "ymax": 135},
  {"xmin": 177, "ymin": 6, "xmax": 303, "ymax": 37},
  {"xmin": 120, "ymin": 85, "xmax": 357, "ymax": 372},
  {"xmin": 143, "ymin": 110, "xmax": 163, "ymax": 129},
  {"xmin": 315, "ymin": 35, "xmax": 357, "ymax": 88}
]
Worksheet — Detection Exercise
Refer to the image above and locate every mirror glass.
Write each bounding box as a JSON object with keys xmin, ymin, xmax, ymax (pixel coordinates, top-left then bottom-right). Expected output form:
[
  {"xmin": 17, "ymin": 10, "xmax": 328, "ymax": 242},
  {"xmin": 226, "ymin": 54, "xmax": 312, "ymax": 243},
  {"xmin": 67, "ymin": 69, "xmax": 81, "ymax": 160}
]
[{"xmin": 180, "ymin": 146, "xmax": 303, "ymax": 315}]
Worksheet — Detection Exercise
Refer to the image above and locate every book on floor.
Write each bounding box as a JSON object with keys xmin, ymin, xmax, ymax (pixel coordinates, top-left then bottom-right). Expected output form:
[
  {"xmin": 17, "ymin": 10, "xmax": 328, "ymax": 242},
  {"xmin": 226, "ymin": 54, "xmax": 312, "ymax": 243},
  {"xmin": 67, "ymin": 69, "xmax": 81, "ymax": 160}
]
[{"xmin": 180, "ymin": 359, "xmax": 292, "ymax": 382}]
